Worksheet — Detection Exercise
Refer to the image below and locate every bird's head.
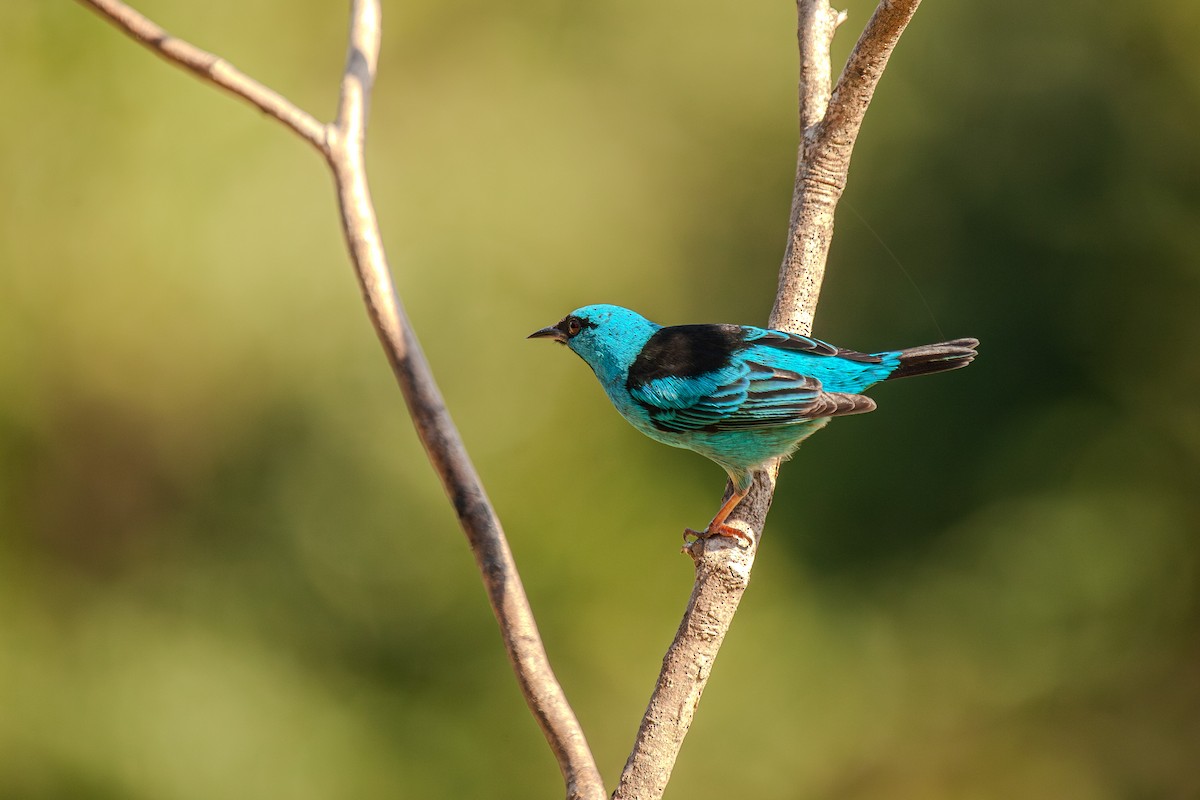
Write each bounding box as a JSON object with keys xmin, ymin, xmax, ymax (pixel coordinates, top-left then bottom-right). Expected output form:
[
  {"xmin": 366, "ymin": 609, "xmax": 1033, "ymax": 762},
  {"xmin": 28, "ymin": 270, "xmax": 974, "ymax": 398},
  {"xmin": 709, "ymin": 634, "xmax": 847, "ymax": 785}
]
[{"xmin": 528, "ymin": 304, "xmax": 660, "ymax": 383}]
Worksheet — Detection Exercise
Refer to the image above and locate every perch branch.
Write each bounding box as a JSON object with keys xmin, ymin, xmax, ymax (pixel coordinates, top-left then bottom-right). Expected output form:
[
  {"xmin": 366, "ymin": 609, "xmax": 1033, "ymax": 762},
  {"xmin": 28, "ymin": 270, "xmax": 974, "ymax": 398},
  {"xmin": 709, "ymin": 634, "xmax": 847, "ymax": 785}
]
[
  {"xmin": 613, "ymin": 1, "xmax": 921, "ymax": 798},
  {"xmin": 76, "ymin": 1, "xmax": 605, "ymax": 798}
]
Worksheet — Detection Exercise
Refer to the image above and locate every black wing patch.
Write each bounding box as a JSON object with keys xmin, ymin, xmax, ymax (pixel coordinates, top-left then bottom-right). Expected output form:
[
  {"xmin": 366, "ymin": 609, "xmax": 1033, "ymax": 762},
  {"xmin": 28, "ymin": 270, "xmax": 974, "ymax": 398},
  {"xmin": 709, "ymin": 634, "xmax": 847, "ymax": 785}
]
[{"xmin": 625, "ymin": 324, "xmax": 748, "ymax": 389}]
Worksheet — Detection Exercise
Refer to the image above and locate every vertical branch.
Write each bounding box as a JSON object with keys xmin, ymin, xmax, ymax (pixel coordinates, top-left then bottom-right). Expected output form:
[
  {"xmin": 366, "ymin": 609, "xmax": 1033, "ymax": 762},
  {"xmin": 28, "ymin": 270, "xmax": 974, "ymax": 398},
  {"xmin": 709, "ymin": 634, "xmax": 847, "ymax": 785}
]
[
  {"xmin": 775, "ymin": 0, "xmax": 849, "ymax": 336},
  {"xmin": 75, "ymin": 1, "xmax": 606, "ymax": 798},
  {"xmin": 798, "ymin": 1, "xmax": 848, "ymax": 137},
  {"xmin": 614, "ymin": 2, "xmax": 922, "ymax": 798}
]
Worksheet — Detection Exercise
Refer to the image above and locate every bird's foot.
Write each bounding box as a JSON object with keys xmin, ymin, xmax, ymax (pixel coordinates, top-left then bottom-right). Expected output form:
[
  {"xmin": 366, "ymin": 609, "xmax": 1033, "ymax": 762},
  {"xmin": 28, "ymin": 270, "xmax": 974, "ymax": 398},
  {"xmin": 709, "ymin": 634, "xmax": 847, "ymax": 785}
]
[{"xmin": 683, "ymin": 524, "xmax": 753, "ymax": 548}]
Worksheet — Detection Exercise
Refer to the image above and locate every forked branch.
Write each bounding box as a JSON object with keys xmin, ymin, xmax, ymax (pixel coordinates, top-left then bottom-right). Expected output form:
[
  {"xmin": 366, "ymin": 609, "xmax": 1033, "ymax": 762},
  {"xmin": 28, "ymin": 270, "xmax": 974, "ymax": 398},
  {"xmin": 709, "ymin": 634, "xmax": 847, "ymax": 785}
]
[
  {"xmin": 773, "ymin": 0, "xmax": 924, "ymax": 336},
  {"xmin": 613, "ymin": 2, "xmax": 922, "ymax": 798},
  {"xmin": 76, "ymin": 1, "xmax": 604, "ymax": 798}
]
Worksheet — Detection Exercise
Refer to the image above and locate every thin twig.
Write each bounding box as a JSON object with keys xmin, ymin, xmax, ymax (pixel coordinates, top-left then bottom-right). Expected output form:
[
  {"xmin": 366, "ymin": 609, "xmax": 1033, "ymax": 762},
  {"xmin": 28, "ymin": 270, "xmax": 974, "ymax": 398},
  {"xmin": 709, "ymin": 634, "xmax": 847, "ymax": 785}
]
[
  {"xmin": 613, "ymin": 2, "xmax": 922, "ymax": 798},
  {"xmin": 798, "ymin": 1, "xmax": 848, "ymax": 135},
  {"xmin": 79, "ymin": 0, "xmax": 327, "ymax": 151},
  {"xmin": 75, "ymin": 1, "xmax": 605, "ymax": 797}
]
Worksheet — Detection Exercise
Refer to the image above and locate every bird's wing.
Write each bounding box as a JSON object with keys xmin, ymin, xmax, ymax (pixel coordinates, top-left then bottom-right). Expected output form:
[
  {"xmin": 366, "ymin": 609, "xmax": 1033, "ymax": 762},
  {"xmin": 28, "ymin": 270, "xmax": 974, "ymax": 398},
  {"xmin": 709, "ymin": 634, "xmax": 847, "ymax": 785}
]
[
  {"xmin": 741, "ymin": 327, "xmax": 897, "ymax": 394},
  {"xmin": 630, "ymin": 359, "xmax": 874, "ymax": 434}
]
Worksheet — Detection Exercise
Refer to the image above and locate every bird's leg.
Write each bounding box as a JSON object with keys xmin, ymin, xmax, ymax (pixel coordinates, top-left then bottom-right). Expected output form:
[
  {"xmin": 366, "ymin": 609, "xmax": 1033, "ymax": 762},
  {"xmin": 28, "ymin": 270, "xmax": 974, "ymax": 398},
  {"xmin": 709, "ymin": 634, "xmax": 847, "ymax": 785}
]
[{"xmin": 684, "ymin": 485, "xmax": 752, "ymax": 546}]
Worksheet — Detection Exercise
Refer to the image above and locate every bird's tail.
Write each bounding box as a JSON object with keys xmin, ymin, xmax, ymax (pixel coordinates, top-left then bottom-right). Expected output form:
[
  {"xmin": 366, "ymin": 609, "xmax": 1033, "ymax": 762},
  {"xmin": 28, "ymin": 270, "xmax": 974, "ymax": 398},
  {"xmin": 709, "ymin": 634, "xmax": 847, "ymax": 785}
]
[{"xmin": 885, "ymin": 338, "xmax": 979, "ymax": 381}]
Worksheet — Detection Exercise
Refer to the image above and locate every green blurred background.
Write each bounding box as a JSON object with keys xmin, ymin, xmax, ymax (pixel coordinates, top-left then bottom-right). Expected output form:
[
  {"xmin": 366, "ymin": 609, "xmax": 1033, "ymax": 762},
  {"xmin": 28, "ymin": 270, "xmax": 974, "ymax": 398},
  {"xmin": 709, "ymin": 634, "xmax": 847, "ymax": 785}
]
[{"xmin": 2, "ymin": 1, "xmax": 1198, "ymax": 797}]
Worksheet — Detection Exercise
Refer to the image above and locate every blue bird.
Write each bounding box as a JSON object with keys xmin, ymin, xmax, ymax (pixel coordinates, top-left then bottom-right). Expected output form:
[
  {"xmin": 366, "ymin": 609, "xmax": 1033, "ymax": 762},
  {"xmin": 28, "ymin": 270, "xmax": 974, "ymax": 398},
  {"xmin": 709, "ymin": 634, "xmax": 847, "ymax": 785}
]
[{"xmin": 529, "ymin": 304, "xmax": 978, "ymax": 543}]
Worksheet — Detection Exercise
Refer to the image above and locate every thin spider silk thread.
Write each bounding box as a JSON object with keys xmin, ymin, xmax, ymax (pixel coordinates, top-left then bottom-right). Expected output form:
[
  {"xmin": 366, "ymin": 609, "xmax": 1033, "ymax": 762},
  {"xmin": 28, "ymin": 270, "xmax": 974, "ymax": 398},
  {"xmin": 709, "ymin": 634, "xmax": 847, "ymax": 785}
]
[{"xmin": 844, "ymin": 200, "xmax": 946, "ymax": 340}]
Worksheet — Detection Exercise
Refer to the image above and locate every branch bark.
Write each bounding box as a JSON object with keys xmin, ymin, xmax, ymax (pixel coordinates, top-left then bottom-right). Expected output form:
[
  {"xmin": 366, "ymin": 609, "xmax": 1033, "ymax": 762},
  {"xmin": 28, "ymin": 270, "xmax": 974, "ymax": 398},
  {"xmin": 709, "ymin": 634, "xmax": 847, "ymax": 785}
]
[
  {"xmin": 613, "ymin": 2, "xmax": 921, "ymax": 798},
  {"xmin": 76, "ymin": 2, "xmax": 604, "ymax": 798},
  {"xmin": 772, "ymin": 0, "xmax": 924, "ymax": 335}
]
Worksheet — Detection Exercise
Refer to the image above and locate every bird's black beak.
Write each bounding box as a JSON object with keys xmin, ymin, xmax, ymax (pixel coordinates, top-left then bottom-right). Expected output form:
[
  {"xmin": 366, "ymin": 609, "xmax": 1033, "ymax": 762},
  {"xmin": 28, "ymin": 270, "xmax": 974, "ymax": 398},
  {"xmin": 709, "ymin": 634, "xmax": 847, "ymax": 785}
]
[{"xmin": 528, "ymin": 323, "xmax": 568, "ymax": 343}]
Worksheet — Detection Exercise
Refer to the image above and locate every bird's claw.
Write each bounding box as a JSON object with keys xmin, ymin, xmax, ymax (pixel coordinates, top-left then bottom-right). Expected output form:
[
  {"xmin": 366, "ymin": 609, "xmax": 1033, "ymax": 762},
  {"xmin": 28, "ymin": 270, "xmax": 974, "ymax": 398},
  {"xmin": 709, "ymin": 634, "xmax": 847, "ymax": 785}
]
[{"xmin": 682, "ymin": 524, "xmax": 753, "ymax": 549}]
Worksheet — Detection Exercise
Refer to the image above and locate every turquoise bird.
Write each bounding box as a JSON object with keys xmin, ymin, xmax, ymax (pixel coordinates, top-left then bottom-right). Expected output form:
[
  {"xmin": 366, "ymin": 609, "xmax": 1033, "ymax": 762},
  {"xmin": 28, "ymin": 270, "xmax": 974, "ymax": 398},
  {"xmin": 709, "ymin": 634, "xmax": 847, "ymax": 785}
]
[{"xmin": 529, "ymin": 304, "xmax": 978, "ymax": 543}]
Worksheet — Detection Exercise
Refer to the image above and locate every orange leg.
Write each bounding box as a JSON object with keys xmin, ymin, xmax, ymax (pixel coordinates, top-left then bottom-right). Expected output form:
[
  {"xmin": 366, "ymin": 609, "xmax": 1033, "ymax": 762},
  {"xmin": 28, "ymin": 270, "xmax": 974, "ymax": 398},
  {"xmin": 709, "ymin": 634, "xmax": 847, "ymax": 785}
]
[{"xmin": 684, "ymin": 485, "xmax": 752, "ymax": 545}]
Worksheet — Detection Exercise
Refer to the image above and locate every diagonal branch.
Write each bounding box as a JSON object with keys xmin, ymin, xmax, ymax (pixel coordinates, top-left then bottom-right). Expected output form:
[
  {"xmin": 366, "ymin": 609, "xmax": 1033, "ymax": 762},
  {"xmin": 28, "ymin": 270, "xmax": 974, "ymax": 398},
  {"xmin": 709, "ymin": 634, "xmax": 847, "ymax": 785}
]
[
  {"xmin": 319, "ymin": 5, "xmax": 605, "ymax": 798},
  {"xmin": 774, "ymin": 0, "xmax": 923, "ymax": 335},
  {"xmin": 822, "ymin": 0, "xmax": 926, "ymax": 162},
  {"xmin": 613, "ymin": 2, "xmax": 922, "ymax": 798},
  {"xmin": 80, "ymin": 0, "xmax": 327, "ymax": 151},
  {"xmin": 75, "ymin": 1, "xmax": 605, "ymax": 798}
]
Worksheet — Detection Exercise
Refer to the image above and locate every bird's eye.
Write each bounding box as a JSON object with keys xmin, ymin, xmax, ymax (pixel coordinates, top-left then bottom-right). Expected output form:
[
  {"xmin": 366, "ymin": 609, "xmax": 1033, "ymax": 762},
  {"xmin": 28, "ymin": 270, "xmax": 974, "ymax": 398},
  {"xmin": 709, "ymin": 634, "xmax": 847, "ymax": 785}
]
[{"xmin": 566, "ymin": 317, "xmax": 583, "ymax": 337}]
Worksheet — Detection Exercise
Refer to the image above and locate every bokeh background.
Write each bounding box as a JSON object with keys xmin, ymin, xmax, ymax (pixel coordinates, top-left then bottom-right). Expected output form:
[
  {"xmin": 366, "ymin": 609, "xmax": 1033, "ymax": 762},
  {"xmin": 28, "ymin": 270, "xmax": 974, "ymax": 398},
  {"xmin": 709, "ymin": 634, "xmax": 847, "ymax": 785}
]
[{"xmin": 2, "ymin": 1, "xmax": 1198, "ymax": 798}]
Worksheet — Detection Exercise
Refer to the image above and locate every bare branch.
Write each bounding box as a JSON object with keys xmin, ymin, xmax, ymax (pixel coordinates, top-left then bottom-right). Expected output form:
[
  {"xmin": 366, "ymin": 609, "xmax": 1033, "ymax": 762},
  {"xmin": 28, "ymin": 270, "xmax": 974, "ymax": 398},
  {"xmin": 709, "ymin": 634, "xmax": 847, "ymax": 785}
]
[
  {"xmin": 615, "ymin": 2, "xmax": 922, "ymax": 797},
  {"xmin": 823, "ymin": 0, "xmax": 924, "ymax": 162},
  {"xmin": 322, "ymin": 4, "xmax": 605, "ymax": 796},
  {"xmin": 774, "ymin": 0, "xmax": 922, "ymax": 335},
  {"xmin": 332, "ymin": 0, "xmax": 379, "ymax": 145},
  {"xmin": 76, "ymin": 1, "xmax": 605, "ymax": 797},
  {"xmin": 613, "ymin": 472, "xmax": 773, "ymax": 800},
  {"xmin": 798, "ymin": 1, "xmax": 848, "ymax": 134},
  {"xmin": 78, "ymin": 0, "xmax": 327, "ymax": 152}
]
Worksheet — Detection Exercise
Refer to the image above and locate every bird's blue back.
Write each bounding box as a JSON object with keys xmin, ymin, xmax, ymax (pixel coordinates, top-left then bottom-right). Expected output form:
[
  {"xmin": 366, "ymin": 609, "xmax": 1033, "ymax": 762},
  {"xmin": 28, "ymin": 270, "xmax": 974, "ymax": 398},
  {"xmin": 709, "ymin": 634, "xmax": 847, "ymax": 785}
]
[{"xmin": 538, "ymin": 304, "xmax": 977, "ymax": 493}]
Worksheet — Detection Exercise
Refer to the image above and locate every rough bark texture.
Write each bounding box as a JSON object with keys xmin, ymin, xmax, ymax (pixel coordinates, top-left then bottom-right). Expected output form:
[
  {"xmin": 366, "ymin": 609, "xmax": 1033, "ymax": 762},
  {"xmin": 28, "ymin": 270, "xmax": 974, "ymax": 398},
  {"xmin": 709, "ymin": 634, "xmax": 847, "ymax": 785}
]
[
  {"xmin": 613, "ymin": 472, "xmax": 774, "ymax": 800},
  {"xmin": 773, "ymin": 0, "xmax": 923, "ymax": 335},
  {"xmin": 613, "ymin": 2, "xmax": 922, "ymax": 798}
]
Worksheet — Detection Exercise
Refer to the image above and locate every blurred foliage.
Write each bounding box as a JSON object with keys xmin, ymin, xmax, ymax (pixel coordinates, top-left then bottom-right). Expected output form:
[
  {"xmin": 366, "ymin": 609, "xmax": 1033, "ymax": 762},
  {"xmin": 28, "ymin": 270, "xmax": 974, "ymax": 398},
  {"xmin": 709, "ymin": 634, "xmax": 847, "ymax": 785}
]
[{"xmin": 1, "ymin": 0, "xmax": 1198, "ymax": 798}]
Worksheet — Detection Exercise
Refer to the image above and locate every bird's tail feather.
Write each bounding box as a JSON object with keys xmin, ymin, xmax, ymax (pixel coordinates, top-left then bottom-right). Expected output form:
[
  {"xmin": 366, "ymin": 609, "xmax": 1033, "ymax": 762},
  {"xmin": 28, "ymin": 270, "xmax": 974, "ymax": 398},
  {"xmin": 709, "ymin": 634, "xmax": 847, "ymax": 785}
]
[{"xmin": 885, "ymin": 338, "xmax": 979, "ymax": 381}]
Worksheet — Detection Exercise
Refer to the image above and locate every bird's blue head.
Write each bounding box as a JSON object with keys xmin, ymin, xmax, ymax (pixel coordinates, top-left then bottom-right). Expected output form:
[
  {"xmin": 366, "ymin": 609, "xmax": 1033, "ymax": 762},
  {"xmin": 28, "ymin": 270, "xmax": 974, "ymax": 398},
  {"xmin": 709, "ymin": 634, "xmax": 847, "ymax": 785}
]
[{"xmin": 528, "ymin": 304, "xmax": 661, "ymax": 385}]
